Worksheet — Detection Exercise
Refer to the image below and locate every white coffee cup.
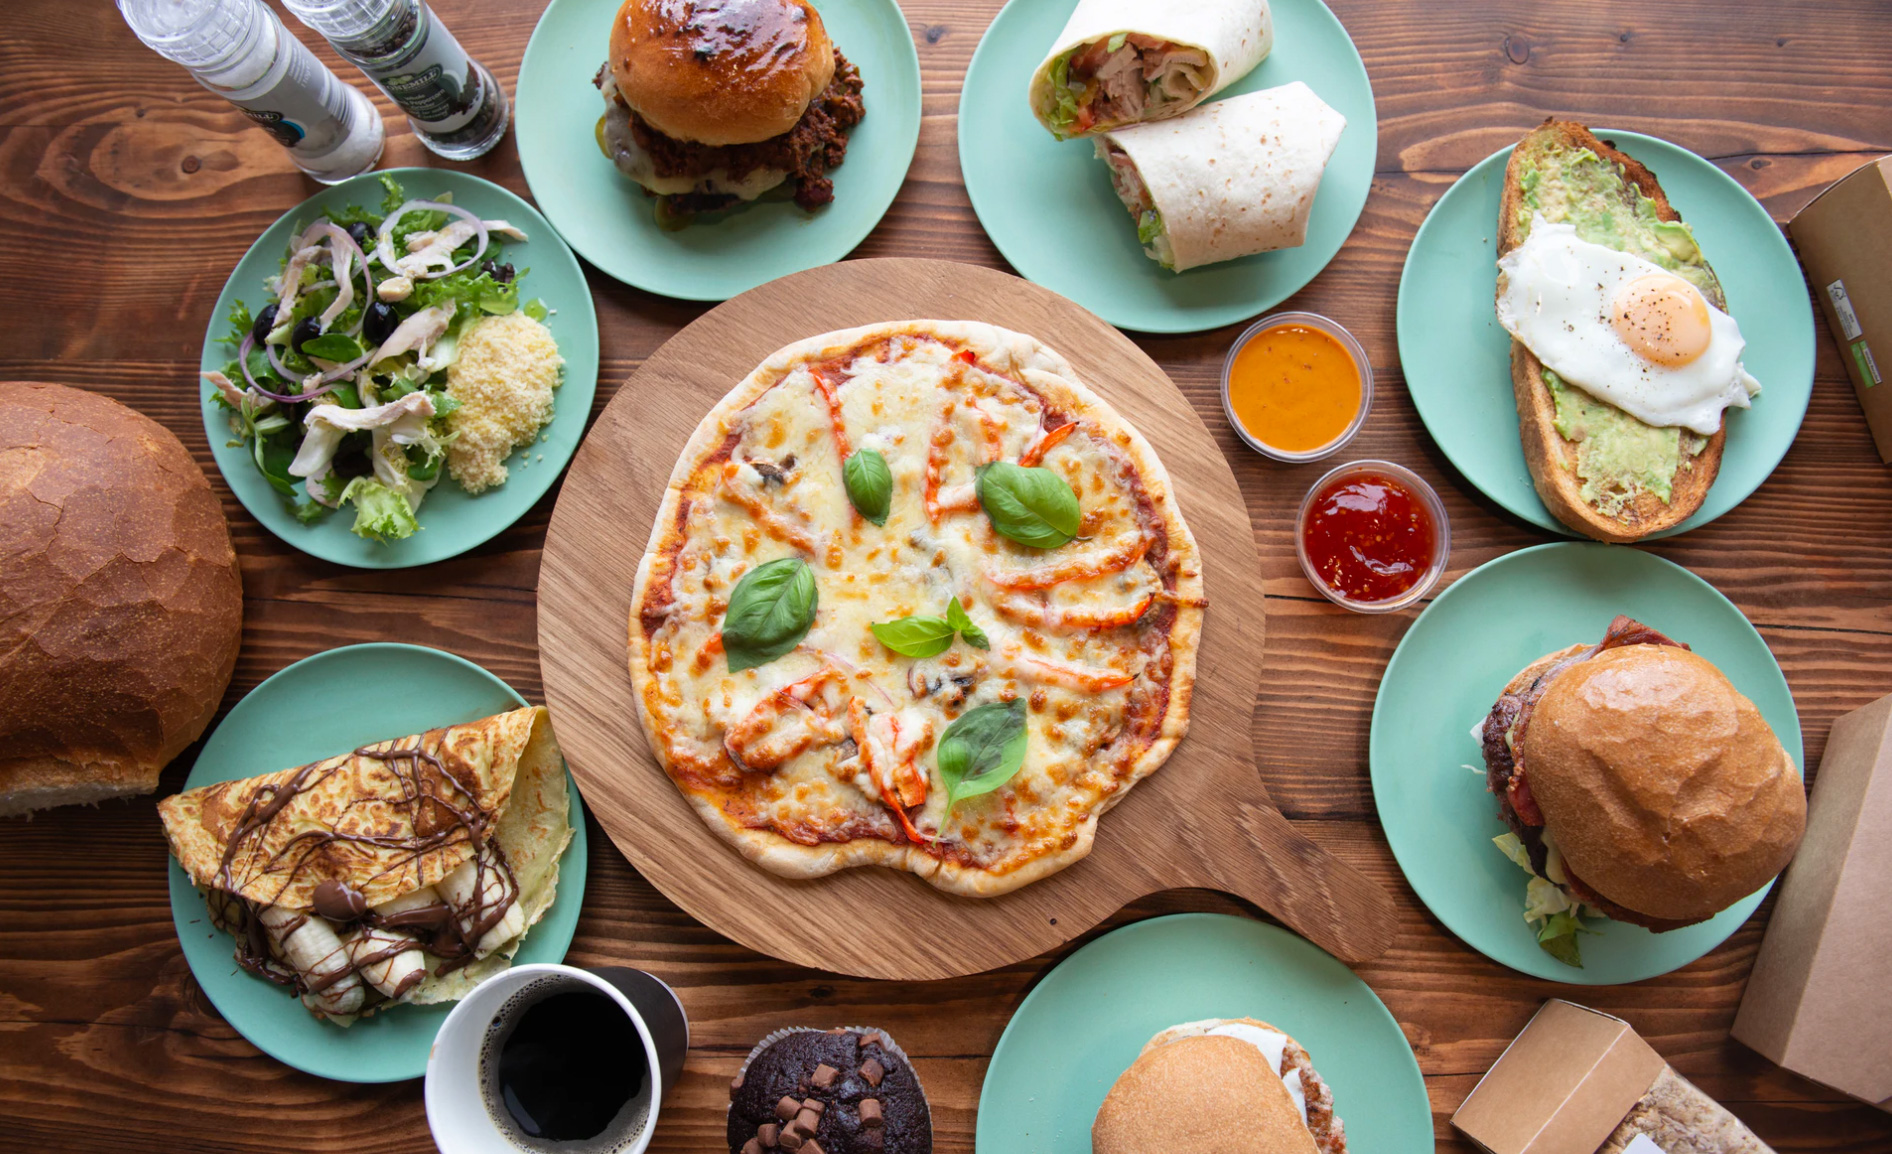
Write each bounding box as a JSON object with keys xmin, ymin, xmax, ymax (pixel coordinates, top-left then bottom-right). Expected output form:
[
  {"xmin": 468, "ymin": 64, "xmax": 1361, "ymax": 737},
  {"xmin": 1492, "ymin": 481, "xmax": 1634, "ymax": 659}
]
[{"xmin": 425, "ymin": 963, "xmax": 689, "ymax": 1154}]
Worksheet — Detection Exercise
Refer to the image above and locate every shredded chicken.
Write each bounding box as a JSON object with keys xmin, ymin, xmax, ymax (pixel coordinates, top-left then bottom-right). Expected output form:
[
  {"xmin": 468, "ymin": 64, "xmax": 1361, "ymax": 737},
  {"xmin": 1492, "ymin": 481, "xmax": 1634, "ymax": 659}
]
[{"xmin": 1064, "ymin": 36, "xmax": 1212, "ymax": 131}]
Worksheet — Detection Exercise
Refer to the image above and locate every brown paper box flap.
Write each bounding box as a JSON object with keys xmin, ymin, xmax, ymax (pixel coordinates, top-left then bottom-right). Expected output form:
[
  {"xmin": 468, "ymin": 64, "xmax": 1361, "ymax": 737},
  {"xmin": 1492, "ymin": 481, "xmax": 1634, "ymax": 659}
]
[
  {"xmin": 1733, "ymin": 692, "xmax": 1892, "ymax": 1106},
  {"xmin": 1788, "ymin": 156, "xmax": 1892, "ymax": 463},
  {"xmin": 1454, "ymin": 1000, "xmax": 1668, "ymax": 1154}
]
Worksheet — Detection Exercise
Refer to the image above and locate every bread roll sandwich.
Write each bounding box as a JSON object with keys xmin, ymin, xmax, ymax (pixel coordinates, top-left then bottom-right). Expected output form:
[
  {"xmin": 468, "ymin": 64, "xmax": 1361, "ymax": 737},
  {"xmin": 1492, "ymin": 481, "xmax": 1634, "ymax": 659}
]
[
  {"xmin": 1029, "ymin": 0, "xmax": 1274, "ymax": 139},
  {"xmin": 0, "ymin": 382, "xmax": 242, "ymax": 817},
  {"xmin": 1497, "ymin": 121, "xmax": 1762, "ymax": 542},
  {"xmin": 1094, "ymin": 1018, "xmax": 1347, "ymax": 1154},
  {"xmin": 595, "ymin": 0, "xmax": 866, "ymax": 219},
  {"xmin": 1476, "ymin": 615, "xmax": 1805, "ymax": 966}
]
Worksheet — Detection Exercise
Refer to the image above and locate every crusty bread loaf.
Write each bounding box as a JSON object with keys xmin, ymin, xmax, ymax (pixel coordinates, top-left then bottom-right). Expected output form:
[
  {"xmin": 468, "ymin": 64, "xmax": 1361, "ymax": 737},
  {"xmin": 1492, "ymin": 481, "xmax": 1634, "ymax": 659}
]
[
  {"xmin": 0, "ymin": 382, "xmax": 243, "ymax": 817},
  {"xmin": 1498, "ymin": 120, "xmax": 1728, "ymax": 543}
]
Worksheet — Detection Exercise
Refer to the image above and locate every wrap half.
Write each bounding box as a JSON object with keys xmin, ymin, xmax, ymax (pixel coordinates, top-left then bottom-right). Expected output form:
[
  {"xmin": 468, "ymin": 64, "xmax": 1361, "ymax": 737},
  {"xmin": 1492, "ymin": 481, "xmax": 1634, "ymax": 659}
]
[
  {"xmin": 1029, "ymin": 0, "xmax": 1274, "ymax": 139},
  {"xmin": 1094, "ymin": 81, "xmax": 1346, "ymax": 272},
  {"xmin": 159, "ymin": 705, "xmax": 573, "ymax": 1022}
]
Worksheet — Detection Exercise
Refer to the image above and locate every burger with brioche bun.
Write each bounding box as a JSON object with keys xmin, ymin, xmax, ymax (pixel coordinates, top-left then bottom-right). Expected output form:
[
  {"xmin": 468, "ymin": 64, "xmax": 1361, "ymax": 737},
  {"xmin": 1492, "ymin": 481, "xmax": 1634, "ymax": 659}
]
[
  {"xmin": 0, "ymin": 382, "xmax": 242, "ymax": 818},
  {"xmin": 1093, "ymin": 1018, "xmax": 1347, "ymax": 1154},
  {"xmin": 595, "ymin": 0, "xmax": 866, "ymax": 218},
  {"xmin": 1477, "ymin": 614, "xmax": 1805, "ymax": 966}
]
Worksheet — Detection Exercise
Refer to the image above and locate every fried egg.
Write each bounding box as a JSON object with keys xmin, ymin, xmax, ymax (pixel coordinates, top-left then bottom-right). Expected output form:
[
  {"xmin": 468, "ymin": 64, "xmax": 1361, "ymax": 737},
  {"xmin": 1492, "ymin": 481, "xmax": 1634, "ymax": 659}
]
[{"xmin": 1496, "ymin": 216, "xmax": 1760, "ymax": 435}]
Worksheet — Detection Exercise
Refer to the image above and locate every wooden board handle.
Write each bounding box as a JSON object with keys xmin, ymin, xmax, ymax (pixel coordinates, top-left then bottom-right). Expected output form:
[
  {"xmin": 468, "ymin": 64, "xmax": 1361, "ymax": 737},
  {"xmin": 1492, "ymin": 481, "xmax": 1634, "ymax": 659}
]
[{"xmin": 1191, "ymin": 800, "xmax": 1396, "ymax": 964}]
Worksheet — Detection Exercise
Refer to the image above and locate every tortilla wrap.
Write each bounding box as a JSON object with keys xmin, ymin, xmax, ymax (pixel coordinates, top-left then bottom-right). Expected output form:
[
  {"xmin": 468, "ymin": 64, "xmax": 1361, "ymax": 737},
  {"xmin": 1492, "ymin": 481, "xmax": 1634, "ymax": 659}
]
[
  {"xmin": 1029, "ymin": 0, "xmax": 1273, "ymax": 137},
  {"xmin": 1095, "ymin": 81, "xmax": 1346, "ymax": 272}
]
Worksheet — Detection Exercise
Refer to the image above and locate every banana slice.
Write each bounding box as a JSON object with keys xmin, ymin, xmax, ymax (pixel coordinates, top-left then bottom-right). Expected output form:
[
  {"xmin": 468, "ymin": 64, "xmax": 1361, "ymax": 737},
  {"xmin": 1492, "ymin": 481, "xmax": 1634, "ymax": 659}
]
[
  {"xmin": 344, "ymin": 925, "xmax": 428, "ymax": 999},
  {"xmin": 438, "ymin": 847, "xmax": 524, "ymax": 958},
  {"xmin": 257, "ymin": 904, "xmax": 365, "ymax": 1016}
]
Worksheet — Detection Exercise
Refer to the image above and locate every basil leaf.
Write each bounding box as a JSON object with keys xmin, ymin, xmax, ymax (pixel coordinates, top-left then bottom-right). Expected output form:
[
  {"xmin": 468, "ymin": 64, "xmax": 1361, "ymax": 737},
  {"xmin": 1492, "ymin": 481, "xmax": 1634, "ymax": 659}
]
[
  {"xmin": 871, "ymin": 614, "xmax": 954, "ymax": 659},
  {"xmin": 947, "ymin": 597, "xmax": 990, "ymax": 650},
  {"xmin": 976, "ymin": 461, "xmax": 1080, "ymax": 549},
  {"xmin": 723, "ymin": 558, "xmax": 818, "ymax": 672},
  {"xmin": 938, "ymin": 699, "xmax": 1029, "ymax": 816},
  {"xmin": 844, "ymin": 448, "xmax": 892, "ymax": 526},
  {"xmin": 299, "ymin": 332, "xmax": 364, "ymax": 363}
]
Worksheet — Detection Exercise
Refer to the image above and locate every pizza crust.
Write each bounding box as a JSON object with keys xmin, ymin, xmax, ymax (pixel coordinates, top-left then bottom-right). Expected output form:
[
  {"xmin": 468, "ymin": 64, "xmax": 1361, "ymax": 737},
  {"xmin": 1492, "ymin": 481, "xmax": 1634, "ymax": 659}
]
[{"xmin": 628, "ymin": 320, "xmax": 1203, "ymax": 897}]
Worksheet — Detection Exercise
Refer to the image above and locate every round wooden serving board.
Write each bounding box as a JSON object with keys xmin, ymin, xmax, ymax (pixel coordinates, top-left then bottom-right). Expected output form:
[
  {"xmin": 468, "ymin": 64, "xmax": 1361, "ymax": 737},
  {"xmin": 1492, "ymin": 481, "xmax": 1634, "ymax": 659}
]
[{"xmin": 538, "ymin": 258, "xmax": 1395, "ymax": 979}]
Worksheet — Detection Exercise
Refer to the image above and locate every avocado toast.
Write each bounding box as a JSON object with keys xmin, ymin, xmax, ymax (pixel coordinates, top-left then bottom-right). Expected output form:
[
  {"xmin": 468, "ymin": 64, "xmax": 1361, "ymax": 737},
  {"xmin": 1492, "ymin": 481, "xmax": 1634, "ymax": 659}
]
[{"xmin": 1498, "ymin": 121, "xmax": 1732, "ymax": 542}]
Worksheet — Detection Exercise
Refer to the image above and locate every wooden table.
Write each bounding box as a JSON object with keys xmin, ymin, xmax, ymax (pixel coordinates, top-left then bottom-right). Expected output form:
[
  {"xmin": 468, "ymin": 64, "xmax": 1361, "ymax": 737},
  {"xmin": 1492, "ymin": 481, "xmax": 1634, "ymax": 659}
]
[{"xmin": 4, "ymin": 1, "xmax": 1889, "ymax": 1150}]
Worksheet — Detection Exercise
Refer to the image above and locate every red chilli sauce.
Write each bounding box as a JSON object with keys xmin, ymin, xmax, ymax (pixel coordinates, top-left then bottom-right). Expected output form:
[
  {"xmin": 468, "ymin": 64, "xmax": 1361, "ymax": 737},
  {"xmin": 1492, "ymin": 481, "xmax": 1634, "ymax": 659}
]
[{"xmin": 1302, "ymin": 471, "xmax": 1437, "ymax": 603}]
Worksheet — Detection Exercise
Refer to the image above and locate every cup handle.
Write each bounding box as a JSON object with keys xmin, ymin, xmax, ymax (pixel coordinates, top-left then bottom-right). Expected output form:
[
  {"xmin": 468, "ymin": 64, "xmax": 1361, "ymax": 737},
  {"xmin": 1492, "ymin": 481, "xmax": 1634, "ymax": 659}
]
[{"xmin": 590, "ymin": 967, "xmax": 689, "ymax": 1102}]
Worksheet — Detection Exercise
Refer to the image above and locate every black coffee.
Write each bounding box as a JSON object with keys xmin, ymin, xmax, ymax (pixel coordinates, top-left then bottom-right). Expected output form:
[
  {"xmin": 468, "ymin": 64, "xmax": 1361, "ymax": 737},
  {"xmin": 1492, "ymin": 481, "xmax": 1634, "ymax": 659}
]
[{"xmin": 484, "ymin": 985, "xmax": 649, "ymax": 1149}]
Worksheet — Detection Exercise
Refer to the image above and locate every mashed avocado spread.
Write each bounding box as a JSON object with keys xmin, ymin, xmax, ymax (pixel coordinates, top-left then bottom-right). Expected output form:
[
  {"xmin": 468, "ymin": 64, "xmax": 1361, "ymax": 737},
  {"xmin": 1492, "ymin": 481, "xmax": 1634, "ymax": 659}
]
[{"xmin": 1516, "ymin": 144, "xmax": 1716, "ymax": 515}]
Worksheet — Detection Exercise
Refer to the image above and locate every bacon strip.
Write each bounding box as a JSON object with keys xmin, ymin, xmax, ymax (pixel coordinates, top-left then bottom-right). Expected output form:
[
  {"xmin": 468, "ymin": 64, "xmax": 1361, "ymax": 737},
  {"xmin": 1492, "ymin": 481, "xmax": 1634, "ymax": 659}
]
[
  {"xmin": 720, "ymin": 462, "xmax": 818, "ymax": 553},
  {"xmin": 985, "ymin": 534, "xmax": 1150, "ymax": 590},
  {"xmin": 1019, "ymin": 421, "xmax": 1076, "ymax": 467}
]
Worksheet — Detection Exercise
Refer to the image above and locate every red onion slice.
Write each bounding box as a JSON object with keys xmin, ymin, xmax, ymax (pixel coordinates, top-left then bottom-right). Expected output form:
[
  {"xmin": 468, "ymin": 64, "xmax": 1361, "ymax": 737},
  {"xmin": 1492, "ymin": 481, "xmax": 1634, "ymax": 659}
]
[
  {"xmin": 238, "ymin": 332, "xmax": 340, "ymax": 404},
  {"xmin": 375, "ymin": 199, "xmax": 489, "ymax": 280}
]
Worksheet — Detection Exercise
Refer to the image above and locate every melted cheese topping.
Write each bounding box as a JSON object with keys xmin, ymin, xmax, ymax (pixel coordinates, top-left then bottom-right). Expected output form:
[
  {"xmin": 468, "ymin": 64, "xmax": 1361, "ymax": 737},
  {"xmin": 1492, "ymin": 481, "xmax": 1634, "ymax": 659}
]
[{"xmin": 635, "ymin": 333, "xmax": 1188, "ymax": 880}]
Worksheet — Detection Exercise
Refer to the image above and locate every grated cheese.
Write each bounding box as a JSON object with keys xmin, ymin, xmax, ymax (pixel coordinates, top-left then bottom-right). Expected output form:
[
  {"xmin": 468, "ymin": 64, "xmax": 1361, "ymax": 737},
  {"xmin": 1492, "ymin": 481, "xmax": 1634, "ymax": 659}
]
[{"xmin": 444, "ymin": 311, "xmax": 563, "ymax": 495}]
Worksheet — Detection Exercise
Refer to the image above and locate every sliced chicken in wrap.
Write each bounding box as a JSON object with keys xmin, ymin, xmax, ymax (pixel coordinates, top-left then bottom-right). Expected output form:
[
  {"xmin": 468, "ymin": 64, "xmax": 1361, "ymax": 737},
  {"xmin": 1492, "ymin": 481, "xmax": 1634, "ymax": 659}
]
[
  {"xmin": 1094, "ymin": 81, "xmax": 1346, "ymax": 272},
  {"xmin": 159, "ymin": 706, "xmax": 573, "ymax": 1024},
  {"xmin": 1029, "ymin": 0, "xmax": 1273, "ymax": 139}
]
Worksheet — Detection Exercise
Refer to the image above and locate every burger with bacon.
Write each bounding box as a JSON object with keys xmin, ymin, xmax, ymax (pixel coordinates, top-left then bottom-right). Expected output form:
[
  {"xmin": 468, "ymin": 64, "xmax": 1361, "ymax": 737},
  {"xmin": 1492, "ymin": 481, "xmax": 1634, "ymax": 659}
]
[
  {"xmin": 595, "ymin": 0, "xmax": 866, "ymax": 220},
  {"xmin": 1476, "ymin": 615, "xmax": 1806, "ymax": 966}
]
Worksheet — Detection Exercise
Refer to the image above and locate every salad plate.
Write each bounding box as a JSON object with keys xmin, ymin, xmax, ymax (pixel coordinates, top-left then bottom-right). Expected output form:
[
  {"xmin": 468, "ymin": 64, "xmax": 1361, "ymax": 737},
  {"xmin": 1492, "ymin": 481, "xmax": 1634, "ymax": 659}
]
[
  {"xmin": 976, "ymin": 913, "xmax": 1431, "ymax": 1153},
  {"xmin": 198, "ymin": 168, "xmax": 600, "ymax": 569},
  {"xmin": 957, "ymin": 0, "xmax": 1377, "ymax": 334},
  {"xmin": 513, "ymin": 0, "xmax": 922, "ymax": 301},
  {"xmin": 1369, "ymin": 542, "xmax": 1802, "ymax": 983},
  {"xmin": 1396, "ymin": 131, "xmax": 1815, "ymax": 538},
  {"xmin": 166, "ymin": 643, "xmax": 589, "ymax": 1083}
]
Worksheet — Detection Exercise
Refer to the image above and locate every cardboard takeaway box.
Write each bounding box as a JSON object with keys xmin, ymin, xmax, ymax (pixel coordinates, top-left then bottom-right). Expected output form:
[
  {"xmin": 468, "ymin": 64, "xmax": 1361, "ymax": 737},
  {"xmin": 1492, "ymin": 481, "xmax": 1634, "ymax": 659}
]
[
  {"xmin": 1732, "ymin": 692, "xmax": 1892, "ymax": 1112},
  {"xmin": 1788, "ymin": 154, "xmax": 1892, "ymax": 462},
  {"xmin": 1453, "ymin": 1000, "xmax": 1774, "ymax": 1154}
]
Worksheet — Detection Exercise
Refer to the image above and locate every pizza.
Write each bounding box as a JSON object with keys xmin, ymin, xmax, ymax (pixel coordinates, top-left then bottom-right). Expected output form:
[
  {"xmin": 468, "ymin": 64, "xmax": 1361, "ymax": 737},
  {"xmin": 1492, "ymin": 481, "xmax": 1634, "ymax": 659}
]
[{"xmin": 627, "ymin": 320, "xmax": 1204, "ymax": 896}]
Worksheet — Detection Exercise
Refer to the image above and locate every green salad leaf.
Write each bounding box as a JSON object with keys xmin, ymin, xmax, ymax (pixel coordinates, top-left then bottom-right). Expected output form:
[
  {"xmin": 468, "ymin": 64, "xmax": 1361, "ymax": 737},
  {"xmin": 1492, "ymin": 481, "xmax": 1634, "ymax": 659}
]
[
  {"xmin": 1106, "ymin": 31, "xmax": 1128, "ymax": 52},
  {"xmin": 843, "ymin": 448, "xmax": 892, "ymax": 526},
  {"xmin": 937, "ymin": 699, "xmax": 1029, "ymax": 818},
  {"xmin": 1536, "ymin": 911, "xmax": 1596, "ymax": 968},
  {"xmin": 411, "ymin": 267, "xmax": 517, "ymax": 316},
  {"xmin": 523, "ymin": 298, "xmax": 550, "ymax": 322},
  {"xmin": 976, "ymin": 461, "xmax": 1081, "ymax": 549},
  {"xmin": 723, "ymin": 558, "xmax": 818, "ymax": 672},
  {"xmin": 300, "ymin": 332, "xmax": 364, "ymax": 363},
  {"xmin": 1136, "ymin": 209, "xmax": 1164, "ymax": 246},
  {"xmin": 1046, "ymin": 50, "xmax": 1085, "ymax": 138},
  {"xmin": 339, "ymin": 477, "xmax": 419, "ymax": 542}
]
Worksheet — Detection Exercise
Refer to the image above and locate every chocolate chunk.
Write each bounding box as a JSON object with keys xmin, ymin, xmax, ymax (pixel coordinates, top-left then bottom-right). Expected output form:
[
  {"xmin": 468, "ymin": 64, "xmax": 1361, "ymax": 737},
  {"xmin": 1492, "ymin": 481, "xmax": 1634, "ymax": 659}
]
[
  {"xmin": 743, "ymin": 1141, "xmax": 763, "ymax": 1154},
  {"xmin": 859, "ymin": 1098, "xmax": 884, "ymax": 1128},
  {"xmin": 860, "ymin": 1057, "xmax": 885, "ymax": 1086},
  {"xmin": 776, "ymin": 1096, "xmax": 801, "ymax": 1121},
  {"xmin": 811, "ymin": 1063, "xmax": 838, "ymax": 1089},
  {"xmin": 802, "ymin": 1098, "xmax": 827, "ymax": 1116},
  {"xmin": 794, "ymin": 1107, "xmax": 821, "ymax": 1133},
  {"xmin": 779, "ymin": 1127, "xmax": 805, "ymax": 1151},
  {"xmin": 758, "ymin": 1123, "xmax": 780, "ymax": 1147}
]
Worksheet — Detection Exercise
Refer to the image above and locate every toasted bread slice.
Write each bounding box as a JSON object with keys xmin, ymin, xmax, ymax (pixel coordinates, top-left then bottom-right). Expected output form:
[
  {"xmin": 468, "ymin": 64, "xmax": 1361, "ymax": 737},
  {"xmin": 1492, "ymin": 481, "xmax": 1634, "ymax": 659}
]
[{"xmin": 1498, "ymin": 120, "xmax": 1729, "ymax": 543}]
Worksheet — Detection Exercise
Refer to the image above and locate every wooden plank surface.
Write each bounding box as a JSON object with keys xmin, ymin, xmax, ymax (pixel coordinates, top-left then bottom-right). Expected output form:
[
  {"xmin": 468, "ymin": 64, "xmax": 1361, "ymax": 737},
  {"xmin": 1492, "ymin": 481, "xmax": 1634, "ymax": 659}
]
[{"xmin": 2, "ymin": 0, "xmax": 1890, "ymax": 1150}]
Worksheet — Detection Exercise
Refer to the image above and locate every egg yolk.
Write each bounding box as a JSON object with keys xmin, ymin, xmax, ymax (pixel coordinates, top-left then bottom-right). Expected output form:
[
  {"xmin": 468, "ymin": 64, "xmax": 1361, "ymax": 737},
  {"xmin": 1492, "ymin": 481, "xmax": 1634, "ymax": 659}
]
[{"xmin": 1611, "ymin": 273, "xmax": 1712, "ymax": 367}]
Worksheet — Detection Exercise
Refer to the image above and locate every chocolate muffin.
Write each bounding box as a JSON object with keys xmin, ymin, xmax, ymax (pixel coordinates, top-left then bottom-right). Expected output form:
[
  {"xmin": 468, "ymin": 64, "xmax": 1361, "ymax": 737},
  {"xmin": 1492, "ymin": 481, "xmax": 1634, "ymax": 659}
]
[{"xmin": 729, "ymin": 1027, "xmax": 931, "ymax": 1154}]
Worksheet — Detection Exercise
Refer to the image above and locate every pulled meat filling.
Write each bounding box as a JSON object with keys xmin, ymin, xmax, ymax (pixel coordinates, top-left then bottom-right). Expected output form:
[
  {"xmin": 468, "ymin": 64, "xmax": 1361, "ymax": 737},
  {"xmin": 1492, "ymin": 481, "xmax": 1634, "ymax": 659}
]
[
  {"xmin": 1062, "ymin": 35, "xmax": 1209, "ymax": 132},
  {"xmin": 598, "ymin": 51, "xmax": 865, "ymax": 214}
]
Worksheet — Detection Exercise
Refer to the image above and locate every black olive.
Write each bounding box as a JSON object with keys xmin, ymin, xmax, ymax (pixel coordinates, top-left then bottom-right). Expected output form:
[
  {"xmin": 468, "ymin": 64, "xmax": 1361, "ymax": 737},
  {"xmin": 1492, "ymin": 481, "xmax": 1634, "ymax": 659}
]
[
  {"xmin": 291, "ymin": 317, "xmax": 323, "ymax": 353},
  {"xmin": 345, "ymin": 221, "xmax": 373, "ymax": 251},
  {"xmin": 250, "ymin": 302, "xmax": 279, "ymax": 345},
  {"xmin": 362, "ymin": 301, "xmax": 400, "ymax": 346},
  {"xmin": 481, "ymin": 259, "xmax": 516, "ymax": 284}
]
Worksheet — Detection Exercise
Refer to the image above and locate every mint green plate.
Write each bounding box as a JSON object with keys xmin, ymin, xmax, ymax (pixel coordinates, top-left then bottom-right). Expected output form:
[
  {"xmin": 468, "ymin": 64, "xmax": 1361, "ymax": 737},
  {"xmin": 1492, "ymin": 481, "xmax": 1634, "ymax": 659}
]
[
  {"xmin": 977, "ymin": 914, "xmax": 1430, "ymax": 1152},
  {"xmin": 166, "ymin": 644, "xmax": 589, "ymax": 1082},
  {"xmin": 1369, "ymin": 543, "xmax": 1802, "ymax": 984},
  {"xmin": 514, "ymin": 0, "xmax": 921, "ymax": 300},
  {"xmin": 958, "ymin": 0, "xmax": 1377, "ymax": 334},
  {"xmin": 198, "ymin": 168, "xmax": 601, "ymax": 569},
  {"xmin": 1395, "ymin": 131, "xmax": 1815, "ymax": 538}
]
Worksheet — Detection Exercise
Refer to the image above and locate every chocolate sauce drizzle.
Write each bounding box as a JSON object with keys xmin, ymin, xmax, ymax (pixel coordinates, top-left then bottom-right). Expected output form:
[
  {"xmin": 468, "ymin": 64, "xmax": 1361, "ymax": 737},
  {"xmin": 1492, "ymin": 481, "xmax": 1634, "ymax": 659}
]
[{"xmin": 210, "ymin": 738, "xmax": 525, "ymax": 1012}]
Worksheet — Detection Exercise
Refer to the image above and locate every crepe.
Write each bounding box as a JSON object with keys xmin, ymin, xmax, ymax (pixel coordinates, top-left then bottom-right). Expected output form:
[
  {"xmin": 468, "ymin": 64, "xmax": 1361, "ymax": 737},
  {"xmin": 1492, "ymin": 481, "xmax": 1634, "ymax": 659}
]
[
  {"xmin": 1029, "ymin": 0, "xmax": 1274, "ymax": 137},
  {"xmin": 159, "ymin": 706, "xmax": 573, "ymax": 1018},
  {"xmin": 1094, "ymin": 81, "xmax": 1347, "ymax": 272}
]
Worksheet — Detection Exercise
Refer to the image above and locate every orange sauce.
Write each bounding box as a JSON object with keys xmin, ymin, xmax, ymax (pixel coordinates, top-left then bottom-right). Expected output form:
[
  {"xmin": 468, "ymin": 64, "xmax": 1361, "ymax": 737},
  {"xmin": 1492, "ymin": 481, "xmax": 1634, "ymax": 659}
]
[{"xmin": 1227, "ymin": 324, "xmax": 1362, "ymax": 453}]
